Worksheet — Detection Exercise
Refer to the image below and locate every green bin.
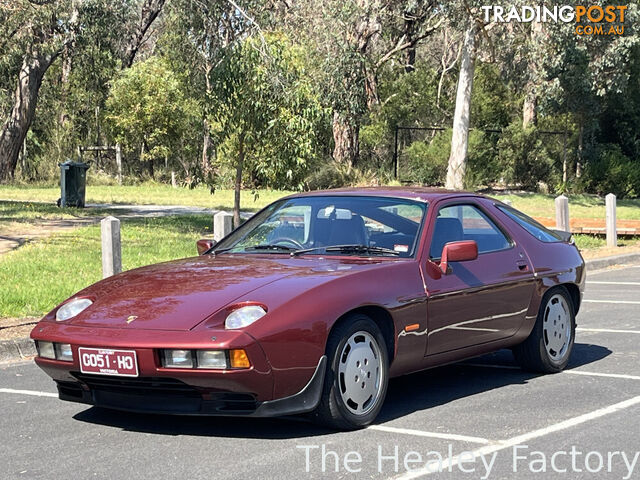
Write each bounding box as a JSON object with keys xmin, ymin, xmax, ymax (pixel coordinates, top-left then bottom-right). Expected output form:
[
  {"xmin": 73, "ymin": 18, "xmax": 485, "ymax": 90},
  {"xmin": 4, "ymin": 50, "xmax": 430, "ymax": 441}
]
[{"xmin": 59, "ymin": 161, "xmax": 90, "ymax": 208}]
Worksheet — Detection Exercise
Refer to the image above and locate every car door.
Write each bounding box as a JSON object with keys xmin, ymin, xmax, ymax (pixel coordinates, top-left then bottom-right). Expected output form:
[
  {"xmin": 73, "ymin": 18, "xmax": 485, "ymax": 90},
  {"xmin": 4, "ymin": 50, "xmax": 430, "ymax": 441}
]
[{"xmin": 423, "ymin": 200, "xmax": 536, "ymax": 356}]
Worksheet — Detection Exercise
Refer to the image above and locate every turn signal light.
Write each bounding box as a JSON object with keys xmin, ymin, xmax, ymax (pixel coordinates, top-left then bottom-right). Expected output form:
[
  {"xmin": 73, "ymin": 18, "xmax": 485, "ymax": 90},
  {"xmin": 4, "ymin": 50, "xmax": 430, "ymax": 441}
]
[{"xmin": 229, "ymin": 349, "xmax": 251, "ymax": 369}]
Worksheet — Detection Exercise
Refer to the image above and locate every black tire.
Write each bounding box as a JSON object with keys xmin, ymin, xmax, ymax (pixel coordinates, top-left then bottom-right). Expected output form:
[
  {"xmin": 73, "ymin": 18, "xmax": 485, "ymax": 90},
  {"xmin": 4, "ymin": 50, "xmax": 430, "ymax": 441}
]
[
  {"xmin": 513, "ymin": 286, "xmax": 576, "ymax": 373},
  {"xmin": 312, "ymin": 314, "xmax": 389, "ymax": 430}
]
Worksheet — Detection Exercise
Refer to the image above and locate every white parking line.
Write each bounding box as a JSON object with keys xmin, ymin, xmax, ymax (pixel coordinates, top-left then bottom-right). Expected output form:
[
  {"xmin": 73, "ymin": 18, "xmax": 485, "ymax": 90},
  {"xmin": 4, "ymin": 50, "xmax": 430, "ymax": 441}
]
[
  {"xmin": 577, "ymin": 327, "xmax": 640, "ymax": 334},
  {"xmin": 463, "ymin": 363, "xmax": 640, "ymax": 381},
  {"xmin": 394, "ymin": 395, "xmax": 640, "ymax": 479},
  {"xmin": 0, "ymin": 388, "xmax": 57, "ymax": 398},
  {"xmin": 587, "ymin": 281, "xmax": 640, "ymax": 285},
  {"xmin": 369, "ymin": 425, "xmax": 490, "ymax": 445},
  {"xmin": 583, "ymin": 299, "xmax": 640, "ymax": 305},
  {"xmin": 563, "ymin": 370, "xmax": 640, "ymax": 381}
]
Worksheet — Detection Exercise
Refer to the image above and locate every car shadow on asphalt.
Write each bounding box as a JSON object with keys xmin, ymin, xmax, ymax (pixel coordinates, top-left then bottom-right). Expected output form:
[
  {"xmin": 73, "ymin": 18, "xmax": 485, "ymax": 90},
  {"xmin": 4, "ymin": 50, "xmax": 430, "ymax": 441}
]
[
  {"xmin": 377, "ymin": 342, "xmax": 612, "ymax": 423},
  {"xmin": 71, "ymin": 343, "xmax": 611, "ymax": 438}
]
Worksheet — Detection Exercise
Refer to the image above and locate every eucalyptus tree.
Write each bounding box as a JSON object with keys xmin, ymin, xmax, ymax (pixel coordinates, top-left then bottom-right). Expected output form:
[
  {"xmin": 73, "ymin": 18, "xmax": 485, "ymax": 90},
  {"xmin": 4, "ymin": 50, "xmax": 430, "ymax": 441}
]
[
  {"xmin": 0, "ymin": 0, "xmax": 166, "ymax": 182},
  {"xmin": 207, "ymin": 34, "xmax": 325, "ymax": 226},
  {"xmin": 161, "ymin": 0, "xmax": 264, "ymax": 179},
  {"xmin": 289, "ymin": 0, "xmax": 440, "ymax": 168}
]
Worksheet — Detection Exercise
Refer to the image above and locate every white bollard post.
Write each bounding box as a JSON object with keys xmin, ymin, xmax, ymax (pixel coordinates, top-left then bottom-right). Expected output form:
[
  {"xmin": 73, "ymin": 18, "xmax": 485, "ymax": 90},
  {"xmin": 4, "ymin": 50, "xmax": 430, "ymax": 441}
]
[
  {"xmin": 213, "ymin": 211, "xmax": 233, "ymax": 242},
  {"xmin": 555, "ymin": 195, "xmax": 570, "ymax": 232},
  {"xmin": 606, "ymin": 193, "xmax": 617, "ymax": 248},
  {"xmin": 101, "ymin": 216, "xmax": 122, "ymax": 278}
]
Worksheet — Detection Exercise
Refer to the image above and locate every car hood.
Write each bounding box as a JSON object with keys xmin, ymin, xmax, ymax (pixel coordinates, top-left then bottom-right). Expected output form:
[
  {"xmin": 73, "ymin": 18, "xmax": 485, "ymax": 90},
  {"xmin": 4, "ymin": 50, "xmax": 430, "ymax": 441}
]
[{"xmin": 56, "ymin": 254, "xmax": 389, "ymax": 331}]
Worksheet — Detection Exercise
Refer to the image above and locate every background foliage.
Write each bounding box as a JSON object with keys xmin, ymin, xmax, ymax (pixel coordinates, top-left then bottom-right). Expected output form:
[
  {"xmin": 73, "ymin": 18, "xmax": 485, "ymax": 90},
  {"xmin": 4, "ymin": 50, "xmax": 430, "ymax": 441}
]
[{"xmin": 1, "ymin": 0, "xmax": 640, "ymax": 199}]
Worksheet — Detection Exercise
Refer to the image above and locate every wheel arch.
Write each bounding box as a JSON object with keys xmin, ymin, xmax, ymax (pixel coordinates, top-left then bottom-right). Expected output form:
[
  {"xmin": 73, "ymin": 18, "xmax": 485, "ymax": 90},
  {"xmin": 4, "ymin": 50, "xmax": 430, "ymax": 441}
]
[
  {"xmin": 561, "ymin": 282, "xmax": 581, "ymax": 315},
  {"xmin": 328, "ymin": 306, "xmax": 396, "ymax": 365}
]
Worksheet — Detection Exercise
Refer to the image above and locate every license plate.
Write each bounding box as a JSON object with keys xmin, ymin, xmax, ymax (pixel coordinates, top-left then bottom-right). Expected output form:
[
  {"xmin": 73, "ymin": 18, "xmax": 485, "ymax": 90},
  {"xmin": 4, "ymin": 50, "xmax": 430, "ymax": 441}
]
[{"xmin": 78, "ymin": 347, "xmax": 138, "ymax": 377}]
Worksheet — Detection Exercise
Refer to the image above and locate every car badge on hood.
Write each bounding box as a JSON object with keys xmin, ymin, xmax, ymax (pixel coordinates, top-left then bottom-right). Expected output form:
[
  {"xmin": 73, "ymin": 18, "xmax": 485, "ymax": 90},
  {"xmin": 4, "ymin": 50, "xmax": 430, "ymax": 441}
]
[{"xmin": 126, "ymin": 315, "xmax": 138, "ymax": 324}]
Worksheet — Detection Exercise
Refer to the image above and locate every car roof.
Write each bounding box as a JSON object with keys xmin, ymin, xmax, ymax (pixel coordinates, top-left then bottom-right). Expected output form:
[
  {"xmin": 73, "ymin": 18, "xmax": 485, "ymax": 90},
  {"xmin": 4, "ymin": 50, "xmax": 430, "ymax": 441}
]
[{"xmin": 284, "ymin": 186, "xmax": 483, "ymax": 203}]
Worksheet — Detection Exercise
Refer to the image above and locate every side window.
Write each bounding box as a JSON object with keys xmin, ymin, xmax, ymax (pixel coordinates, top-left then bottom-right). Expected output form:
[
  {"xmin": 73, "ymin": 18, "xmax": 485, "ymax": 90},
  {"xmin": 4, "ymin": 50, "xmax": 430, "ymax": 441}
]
[
  {"xmin": 430, "ymin": 204, "xmax": 511, "ymax": 258},
  {"xmin": 496, "ymin": 205, "xmax": 563, "ymax": 243}
]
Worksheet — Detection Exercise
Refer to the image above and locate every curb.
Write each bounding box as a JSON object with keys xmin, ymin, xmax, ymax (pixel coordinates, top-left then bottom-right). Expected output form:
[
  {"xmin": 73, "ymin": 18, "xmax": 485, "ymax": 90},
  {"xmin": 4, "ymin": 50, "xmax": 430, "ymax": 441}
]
[
  {"xmin": 585, "ymin": 252, "xmax": 640, "ymax": 272},
  {"xmin": 0, "ymin": 337, "xmax": 36, "ymax": 363}
]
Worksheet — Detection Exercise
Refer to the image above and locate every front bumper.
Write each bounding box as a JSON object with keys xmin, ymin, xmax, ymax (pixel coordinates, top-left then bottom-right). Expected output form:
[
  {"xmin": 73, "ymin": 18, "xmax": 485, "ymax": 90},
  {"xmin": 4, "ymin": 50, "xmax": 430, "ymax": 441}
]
[
  {"xmin": 31, "ymin": 322, "xmax": 326, "ymax": 417},
  {"xmin": 50, "ymin": 356, "xmax": 326, "ymax": 417}
]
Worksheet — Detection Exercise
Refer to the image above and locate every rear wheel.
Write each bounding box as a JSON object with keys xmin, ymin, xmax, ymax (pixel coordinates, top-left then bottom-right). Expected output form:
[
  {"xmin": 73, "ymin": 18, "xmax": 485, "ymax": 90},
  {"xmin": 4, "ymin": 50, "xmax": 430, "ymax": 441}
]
[
  {"xmin": 312, "ymin": 314, "xmax": 389, "ymax": 430},
  {"xmin": 513, "ymin": 287, "xmax": 576, "ymax": 373}
]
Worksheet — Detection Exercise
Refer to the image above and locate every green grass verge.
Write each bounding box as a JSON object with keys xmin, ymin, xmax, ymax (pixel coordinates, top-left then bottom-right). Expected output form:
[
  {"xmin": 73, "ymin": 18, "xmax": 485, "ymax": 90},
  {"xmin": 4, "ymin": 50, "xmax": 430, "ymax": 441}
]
[
  {"xmin": 0, "ymin": 215, "xmax": 210, "ymax": 318},
  {"xmin": 0, "ymin": 183, "xmax": 292, "ymax": 211},
  {"xmin": 573, "ymin": 234, "xmax": 640, "ymax": 250}
]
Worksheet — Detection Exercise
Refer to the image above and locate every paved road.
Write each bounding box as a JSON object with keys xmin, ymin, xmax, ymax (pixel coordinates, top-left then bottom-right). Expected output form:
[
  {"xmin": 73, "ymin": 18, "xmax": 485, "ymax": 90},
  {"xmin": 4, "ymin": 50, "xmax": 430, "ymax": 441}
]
[{"xmin": 1, "ymin": 265, "xmax": 639, "ymax": 480}]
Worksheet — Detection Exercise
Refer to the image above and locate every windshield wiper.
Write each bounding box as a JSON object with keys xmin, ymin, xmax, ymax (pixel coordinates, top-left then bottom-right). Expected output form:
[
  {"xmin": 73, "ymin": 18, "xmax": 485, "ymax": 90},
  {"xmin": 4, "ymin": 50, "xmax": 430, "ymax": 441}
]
[
  {"xmin": 245, "ymin": 244, "xmax": 296, "ymax": 252},
  {"xmin": 291, "ymin": 244, "xmax": 399, "ymax": 257}
]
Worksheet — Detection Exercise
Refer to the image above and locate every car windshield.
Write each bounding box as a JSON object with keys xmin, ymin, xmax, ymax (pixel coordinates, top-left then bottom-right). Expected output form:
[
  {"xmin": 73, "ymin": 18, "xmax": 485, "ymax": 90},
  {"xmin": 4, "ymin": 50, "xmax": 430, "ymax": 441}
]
[{"xmin": 214, "ymin": 195, "xmax": 427, "ymax": 258}]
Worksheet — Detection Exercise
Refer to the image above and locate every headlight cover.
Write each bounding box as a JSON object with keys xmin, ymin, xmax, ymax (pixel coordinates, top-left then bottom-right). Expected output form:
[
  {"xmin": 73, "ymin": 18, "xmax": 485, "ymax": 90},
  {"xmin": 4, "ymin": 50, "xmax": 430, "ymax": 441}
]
[
  {"xmin": 56, "ymin": 298, "xmax": 93, "ymax": 321},
  {"xmin": 225, "ymin": 305, "xmax": 267, "ymax": 329}
]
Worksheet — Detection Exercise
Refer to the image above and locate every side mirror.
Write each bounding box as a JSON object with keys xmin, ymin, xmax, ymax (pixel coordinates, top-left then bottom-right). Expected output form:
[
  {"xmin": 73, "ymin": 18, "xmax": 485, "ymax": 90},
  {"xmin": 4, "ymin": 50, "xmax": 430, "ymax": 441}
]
[
  {"xmin": 440, "ymin": 240, "xmax": 478, "ymax": 274},
  {"xmin": 197, "ymin": 238, "xmax": 216, "ymax": 255}
]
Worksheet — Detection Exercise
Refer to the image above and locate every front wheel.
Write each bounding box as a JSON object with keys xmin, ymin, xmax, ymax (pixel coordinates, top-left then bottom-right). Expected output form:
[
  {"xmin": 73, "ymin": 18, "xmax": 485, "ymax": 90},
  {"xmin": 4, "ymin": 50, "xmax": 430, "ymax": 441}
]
[
  {"xmin": 312, "ymin": 314, "xmax": 389, "ymax": 430},
  {"xmin": 513, "ymin": 287, "xmax": 576, "ymax": 373}
]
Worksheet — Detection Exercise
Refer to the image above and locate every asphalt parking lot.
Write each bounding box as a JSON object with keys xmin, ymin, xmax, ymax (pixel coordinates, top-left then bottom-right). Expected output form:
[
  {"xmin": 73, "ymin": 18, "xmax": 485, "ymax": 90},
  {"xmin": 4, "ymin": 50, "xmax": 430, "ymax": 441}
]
[{"xmin": 1, "ymin": 264, "xmax": 639, "ymax": 480}]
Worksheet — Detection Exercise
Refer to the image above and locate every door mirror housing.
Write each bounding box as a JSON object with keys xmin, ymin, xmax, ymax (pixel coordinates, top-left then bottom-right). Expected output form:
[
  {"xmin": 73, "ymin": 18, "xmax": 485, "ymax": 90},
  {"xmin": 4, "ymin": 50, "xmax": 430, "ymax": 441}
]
[
  {"xmin": 197, "ymin": 239, "xmax": 216, "ymax": 255},
  {"xmin": 440, "ymin": 240, "xmax": 478, "ymax": 274}
]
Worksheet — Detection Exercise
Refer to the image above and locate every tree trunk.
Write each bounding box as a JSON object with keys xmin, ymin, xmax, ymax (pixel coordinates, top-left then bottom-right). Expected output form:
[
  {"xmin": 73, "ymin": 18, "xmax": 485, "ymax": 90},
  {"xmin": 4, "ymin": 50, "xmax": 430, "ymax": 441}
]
[
  {"xmin": 365, "ymin": 69, "xmax": 379, "ymax": 109},
  {"xmin": 122, "ymin": 0, "xmax": 166, "ymax": 68},
  {"xmin": 0, "ymin": 52, "xmax": 56, "ymax": 182},
  {"xmin": 202, "ymin": 118, "xmax": 211, "ymax": 174},
  {"xmin": 332, "ymin": 111, "xmax": 359, "ymax": 169},
  {"xmin": 522, "ymin": 89, "xmax": 537, "ymax": 128},
  {"xmin": 233, "ymin": 132, "xmax": 245, "ymax": 228},
  {"xmin": 59, "ymin": 42, "xmax": 74, "ymax": 127},
  {"xmin": 201, "ymin": 67, "xmax": 212, "ymax": 175},
  {"xmin": 576, "ymin": 120, "xmax": 584, "ymax": 178},
  {"xmin": 522, "ymin": 21, "xmax": 542, "ymax": 128},
  {"xmin": 446, "ymin": 23, "xmax": 478, "ymax": 191}
]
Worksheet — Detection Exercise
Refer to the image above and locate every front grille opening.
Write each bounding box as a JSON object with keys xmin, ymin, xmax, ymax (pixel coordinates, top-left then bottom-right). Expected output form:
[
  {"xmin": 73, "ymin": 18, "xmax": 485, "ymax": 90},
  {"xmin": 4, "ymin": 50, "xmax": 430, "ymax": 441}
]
[{"xmin": 72, "ymin": 373, "xmax": 201, "ymax": 397}]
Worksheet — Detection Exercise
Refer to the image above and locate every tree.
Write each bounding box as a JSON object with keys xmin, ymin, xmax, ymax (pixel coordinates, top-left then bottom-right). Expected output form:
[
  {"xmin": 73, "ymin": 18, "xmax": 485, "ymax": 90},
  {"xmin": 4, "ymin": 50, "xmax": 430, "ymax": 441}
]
[
  {"xmin": 0, "ymin": 0, "xmax": 166, "ymax": 182},
  {"xmin": 445, "ymin": 21, "xmax": 479, "ymax": 190},
  {"xmin": 105, "ymin": 57, "xmax": 198, "ymax": 176},
  {"xmin": 291, "ymin": 0, "xmax": 440, "ymax": 168},
  {"xmin": 161, "ymin": 0, "xmax": 259, "ymax": 180},
  {"xmin": 122, "ymin": 0, "xmax": 167, "ymax": 69},
  {"xmin": 0, "ymin": 0, "xmax": 78, "ymax": 181},
  {"xmin": 208, "ymin": 34, "xmax": 324, "ymax": 226}
]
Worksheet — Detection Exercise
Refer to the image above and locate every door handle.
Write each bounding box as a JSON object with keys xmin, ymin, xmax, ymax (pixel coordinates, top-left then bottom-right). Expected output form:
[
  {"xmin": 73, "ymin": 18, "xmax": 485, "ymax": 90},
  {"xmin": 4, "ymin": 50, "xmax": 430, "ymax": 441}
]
[{"xmin": 517, "ymin": 261, "xmax": 529, "ymax": 271}]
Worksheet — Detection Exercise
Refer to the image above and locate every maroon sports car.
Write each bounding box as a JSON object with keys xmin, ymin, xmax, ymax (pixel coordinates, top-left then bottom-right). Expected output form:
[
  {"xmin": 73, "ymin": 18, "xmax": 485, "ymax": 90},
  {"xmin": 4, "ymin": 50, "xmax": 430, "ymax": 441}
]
[{"xmin": 31, "ymin": 188, "xmax": 585, "ymax": 429}]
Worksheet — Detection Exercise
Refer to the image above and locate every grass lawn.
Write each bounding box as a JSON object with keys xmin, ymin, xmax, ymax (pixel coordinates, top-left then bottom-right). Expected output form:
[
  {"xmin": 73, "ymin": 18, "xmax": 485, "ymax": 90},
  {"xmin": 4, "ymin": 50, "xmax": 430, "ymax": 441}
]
[
  {"xmin": 491, "ymin": 192, "xmax": 640, "ymax": 220},
  {"xmin": 2, "ymin": 189, "xmax": 640, "ymax": 319},
  {"xmin": 0, "ymin": 183, "xmax": 292, "ymax": 212},
  {"xmin": 2, "ymin": 184, "xmax": 639, "ymax": 220},
  {"xmin": 0, "ymin": 214, "xmax": 210, "ymax": 318}
]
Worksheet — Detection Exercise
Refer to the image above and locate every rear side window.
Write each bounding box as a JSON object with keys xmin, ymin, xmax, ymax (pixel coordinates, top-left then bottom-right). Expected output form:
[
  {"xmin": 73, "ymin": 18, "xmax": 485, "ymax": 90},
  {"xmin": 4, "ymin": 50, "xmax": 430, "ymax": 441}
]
[
  {"xmin": 496, "ymin": 205, "xmax": 562, "ymax": 243},
  {"xmin": 430, "ymin": 204, "xmax": 511, "ymax": 258}
]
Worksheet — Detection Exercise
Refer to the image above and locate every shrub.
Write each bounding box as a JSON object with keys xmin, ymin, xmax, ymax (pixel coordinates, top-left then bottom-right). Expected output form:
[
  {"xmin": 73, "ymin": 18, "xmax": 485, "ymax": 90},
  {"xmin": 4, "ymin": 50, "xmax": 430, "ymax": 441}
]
[
  {"xmin": 497, "ymin": 123, "xmax": 554, "ymax": 191},
  {"xmin": 583, "ymin": 144, "xmax": 640, "ymax": 199}
]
